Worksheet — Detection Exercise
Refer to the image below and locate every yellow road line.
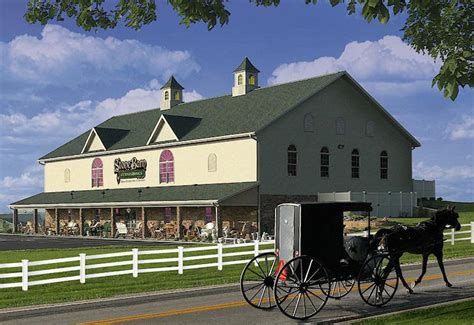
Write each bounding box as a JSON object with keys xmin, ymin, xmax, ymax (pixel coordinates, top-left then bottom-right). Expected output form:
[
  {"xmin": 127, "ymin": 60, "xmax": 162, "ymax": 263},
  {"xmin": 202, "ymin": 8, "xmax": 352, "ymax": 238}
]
[{"xmin": 78, "ymin": 268, "xmax": 474, "ymax": 325}]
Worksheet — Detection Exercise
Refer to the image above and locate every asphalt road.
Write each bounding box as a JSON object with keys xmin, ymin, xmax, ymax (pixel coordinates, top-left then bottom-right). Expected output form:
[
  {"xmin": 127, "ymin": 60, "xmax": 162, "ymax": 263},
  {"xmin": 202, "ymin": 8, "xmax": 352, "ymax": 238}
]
[
  {"xmin": 1, "ymin": 258, "xmax": 473, "ymax": 325},
  {"xmin": 0, "ymin": 234, "xmax": 178, "ymax": 250}
]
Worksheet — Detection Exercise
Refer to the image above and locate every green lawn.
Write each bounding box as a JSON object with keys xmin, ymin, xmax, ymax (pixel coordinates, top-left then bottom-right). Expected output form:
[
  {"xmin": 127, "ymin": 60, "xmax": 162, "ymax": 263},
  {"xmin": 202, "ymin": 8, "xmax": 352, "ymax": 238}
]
[
  {"xmin": 419, "ymin": 199, "xmax": 474, "ymax": 213},
  {"xmin": 355, "ymin": 299, "xmax": 474, "ymax": 324}
]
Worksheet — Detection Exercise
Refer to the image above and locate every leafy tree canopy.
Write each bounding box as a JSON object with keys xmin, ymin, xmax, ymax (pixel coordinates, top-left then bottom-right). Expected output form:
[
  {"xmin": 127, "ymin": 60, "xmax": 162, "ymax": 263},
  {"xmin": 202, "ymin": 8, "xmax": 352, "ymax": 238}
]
[{"xmin": 25, "ymin": 0, "xmax": 473, "ymax": 100}]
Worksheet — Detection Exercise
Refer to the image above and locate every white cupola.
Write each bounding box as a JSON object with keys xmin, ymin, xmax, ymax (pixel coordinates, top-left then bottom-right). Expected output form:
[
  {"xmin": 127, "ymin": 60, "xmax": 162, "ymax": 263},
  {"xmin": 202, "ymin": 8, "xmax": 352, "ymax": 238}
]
[
  {"xmin": 232, "ymin": 57, "xmax": 260, "ymax": 97},
  {"xmin": 160, "ymin": 75, "xmax": 184, "ymax": 110}
]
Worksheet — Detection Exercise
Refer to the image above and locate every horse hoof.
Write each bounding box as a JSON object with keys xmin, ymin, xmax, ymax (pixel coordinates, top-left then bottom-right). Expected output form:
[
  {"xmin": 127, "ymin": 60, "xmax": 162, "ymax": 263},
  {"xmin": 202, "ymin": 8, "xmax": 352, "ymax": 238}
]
[
  {"xmin": 406, "ymin": 288, "xmax": 414, "ymax": 294},
  {"xmin": 446, "ymin": 282, "xmax": 453, "ymax": 287}
]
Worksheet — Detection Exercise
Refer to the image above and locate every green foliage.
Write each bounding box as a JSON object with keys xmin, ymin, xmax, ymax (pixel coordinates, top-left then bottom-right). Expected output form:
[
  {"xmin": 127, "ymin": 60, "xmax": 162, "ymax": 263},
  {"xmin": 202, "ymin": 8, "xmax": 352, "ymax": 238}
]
[{"xmin": 25, "ymin": 0, "xmax": 473, "ymax": 100}]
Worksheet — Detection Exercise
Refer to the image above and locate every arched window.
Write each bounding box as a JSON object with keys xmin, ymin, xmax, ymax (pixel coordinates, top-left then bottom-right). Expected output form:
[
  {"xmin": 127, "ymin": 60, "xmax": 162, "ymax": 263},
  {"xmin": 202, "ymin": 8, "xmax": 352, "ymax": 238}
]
[
  {"xmin": 320, "ymin": 147, "xmax": 329, "ymax": 178},
  {"xmin": 174, "ymin": 91, "xmax": 180, "ymax": 101},
  {"xmin": 208, "ymin": 153, "xmax": 217, "ymax": 172},
  {"xmin": 64, "ymin": 168, "xmax": 71, "ymax": 183},
  {"xmin": 336, "ymin": 117, "xmax": 345, "ymax": 135},
  {"xmin": 164, "ymin": 91, "xmax": 169, "ymax": 100},
  {"xmin": 287, "ymin": 145, "xmax": 297, "ymax": 176},
  {"xmin": 248, "ymin": 74, "xmax": 255, "ymax": 85},
  {"xmin": 351, "ymin": 149, "xmax": 360, "ymax": 178},
  {"xmin": 91, "ymin": 158, "xmax": 103, "ymax": 188},
  {"xmin": 380, "ymin": 151, "xmax": 388, "ymax": 179},
  {"xmin": 160, "ymin": 150, "xmax": 174, "ymax": 183},
  {"xmin": 366, "ymin": 120, "xmax": 375, "ymax": 137},
  {"xmin": 237, "ymin": 74, "xmax": 243, "ymax": 85},
  {"xmin": 304, "ymin": 113, "xmax": 314, "ymax": 133}
]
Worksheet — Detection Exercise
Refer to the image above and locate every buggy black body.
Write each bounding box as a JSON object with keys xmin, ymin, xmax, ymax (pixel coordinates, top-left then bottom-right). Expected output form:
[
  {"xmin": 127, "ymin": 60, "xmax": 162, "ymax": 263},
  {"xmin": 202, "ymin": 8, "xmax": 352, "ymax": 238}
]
[{"xmin": 240, "ymin": 201, "xmax": 399, "ymax": 320}]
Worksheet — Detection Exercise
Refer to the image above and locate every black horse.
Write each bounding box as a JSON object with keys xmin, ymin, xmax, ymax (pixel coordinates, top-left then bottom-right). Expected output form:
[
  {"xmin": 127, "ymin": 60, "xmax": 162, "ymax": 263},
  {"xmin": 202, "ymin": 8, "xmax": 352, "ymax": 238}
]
[{"xmin": 372, "ymin": 206, "xmax": 461, "ymax": 293}]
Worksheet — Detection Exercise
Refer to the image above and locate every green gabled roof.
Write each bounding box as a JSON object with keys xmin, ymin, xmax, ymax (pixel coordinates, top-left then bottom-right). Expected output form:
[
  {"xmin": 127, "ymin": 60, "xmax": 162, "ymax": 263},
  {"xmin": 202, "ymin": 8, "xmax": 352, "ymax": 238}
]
[
  {"xmin": 40, "ymin": 72, "xmax": 344, "ymax": 160},
  {"xmin": 233, "ymin": 57, "xmax": 260, "ymax": 73},
  {"xmin": 94, "ymin": 127, "xmax": 129, "ymax": 149},
  {"xmin": 162, "ymin": 115, "xmax": 201, "ymax": 139},
  {"xmin": 10, "ymin": 182, "xmax": 258, "ymax": 207},
  {"xmin": 160, "ymin": 75, "xmax": 184, "ymax": 90}
]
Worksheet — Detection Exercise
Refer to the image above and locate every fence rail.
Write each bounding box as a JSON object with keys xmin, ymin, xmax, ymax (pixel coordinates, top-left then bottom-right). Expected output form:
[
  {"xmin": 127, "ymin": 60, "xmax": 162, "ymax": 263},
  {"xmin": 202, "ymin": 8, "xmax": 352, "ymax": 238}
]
[
  {"xmin": 1, "ymin": 222, "xmax": 472, "ymax": 292},
  {"xmin": 0, "ymin": 241, "xmax": 275, "ymax": 291}
]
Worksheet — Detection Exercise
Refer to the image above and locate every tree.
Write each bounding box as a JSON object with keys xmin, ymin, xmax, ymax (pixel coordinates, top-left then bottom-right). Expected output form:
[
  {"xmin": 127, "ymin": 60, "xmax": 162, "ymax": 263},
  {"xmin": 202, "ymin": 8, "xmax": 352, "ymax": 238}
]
[{"xmin": 25, "ymin": 0, "xmax": 473, "ymax": 100}]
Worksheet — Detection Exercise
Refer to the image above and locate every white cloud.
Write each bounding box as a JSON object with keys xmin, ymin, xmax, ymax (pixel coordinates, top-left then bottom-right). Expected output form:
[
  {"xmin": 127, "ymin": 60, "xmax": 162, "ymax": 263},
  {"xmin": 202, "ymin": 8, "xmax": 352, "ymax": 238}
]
[
  {"xmin": 268, "ymin": 36, "xmax": 440, "ymax": 96},
  {"xmin": 0, "ymin": 24, "xmax": 200, "ymax": 86},
  {"xmin": 0, "ymin": 80, "xmax": 204, "ymax": 144},
  {"xmin": 0, "ymin": 164, "xmax": 43, "ymax": 190},
  {"xmin": 413, "ymin": 162, "xmax": 474, "ymax": 181},
  {"xmin": 445, "ymin": 115, "xmax": 474, "ymax": 140}
]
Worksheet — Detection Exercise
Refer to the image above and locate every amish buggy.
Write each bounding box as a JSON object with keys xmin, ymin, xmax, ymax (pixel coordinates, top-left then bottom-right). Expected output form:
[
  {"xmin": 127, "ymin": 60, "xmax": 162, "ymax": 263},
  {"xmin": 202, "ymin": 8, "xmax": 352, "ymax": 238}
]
[{"xmin": 240, "ymin": 202, "xmax": 461, "ymax": 320}]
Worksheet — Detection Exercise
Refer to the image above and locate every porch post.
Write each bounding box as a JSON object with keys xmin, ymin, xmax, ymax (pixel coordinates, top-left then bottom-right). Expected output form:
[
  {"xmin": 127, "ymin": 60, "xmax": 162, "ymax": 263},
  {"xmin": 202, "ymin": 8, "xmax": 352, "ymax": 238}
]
[
  {"xmin": 215, "ymin": 205, "xmax": 222, "ymax": 237},
  {"xmin": 33, "ymin": 209, "xmax": 38, "ymax": 234},
  {"xmin": 176, "ymin": 206, "xmax": 181, "ymax": 239},
  {"xmin": 110, "ymin": 208, "xmax": 115, "ymax": 238},
  {"xmin": 55, "ymin": 208, "xmax": 60, "ymax": 235},
  {"xmin": 141, "ymin": 207, "xmax": 146, "ymax": 239},
  {"xmin": 12, "ymin": 209, "xmax": 18, "ymax": 233},
  {"xmin": 79, "ymin": 208, "xmax": 84, "ymax": 236}
]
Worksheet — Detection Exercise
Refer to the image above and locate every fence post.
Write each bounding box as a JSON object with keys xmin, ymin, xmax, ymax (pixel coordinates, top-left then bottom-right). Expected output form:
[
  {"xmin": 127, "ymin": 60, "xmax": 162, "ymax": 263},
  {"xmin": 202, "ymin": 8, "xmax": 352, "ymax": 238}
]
[
  {"xmin": 217, "ymin": 243, "xmax": 223, "ymax": 271},
  {"xmin": 132, "ymin": 248, "xmax": 139, "ymax": 278},
  {"xmin": 471, "ymin": 222, "xmax": 474, "ymax": 244},
  {"xmin": 79, "ymin": 253, "xmax": 86, "ymax": 284},
  {"xmin": 178, "ymin": 246, "xmax": 184, "ymax": 275},
  {"xmin": 451, "ymin": 228, "xmax": 455, "ymax": 245},
  {"xmin": 21, "ymin": 259, "xmax": 28, "ymax": 292}
]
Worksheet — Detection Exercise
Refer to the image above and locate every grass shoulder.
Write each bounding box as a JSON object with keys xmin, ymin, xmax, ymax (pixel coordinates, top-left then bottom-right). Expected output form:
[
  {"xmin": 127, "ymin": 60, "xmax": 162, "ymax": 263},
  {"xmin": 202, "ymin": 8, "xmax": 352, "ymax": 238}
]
[{"xmin": 354, "ymin": 299, "xmax": 474, "ymax": 324}]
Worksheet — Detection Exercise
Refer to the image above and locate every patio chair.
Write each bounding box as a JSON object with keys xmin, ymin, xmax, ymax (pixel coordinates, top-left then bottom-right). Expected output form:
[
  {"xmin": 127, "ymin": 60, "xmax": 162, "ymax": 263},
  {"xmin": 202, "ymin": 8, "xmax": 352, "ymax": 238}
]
[
  {"xmin": 102, "ymin": 222, "xmax": 111, "ymax": 237},
  {"xmin": 115, "ymin": 222, "xmax": 128, "ymax": 238}
]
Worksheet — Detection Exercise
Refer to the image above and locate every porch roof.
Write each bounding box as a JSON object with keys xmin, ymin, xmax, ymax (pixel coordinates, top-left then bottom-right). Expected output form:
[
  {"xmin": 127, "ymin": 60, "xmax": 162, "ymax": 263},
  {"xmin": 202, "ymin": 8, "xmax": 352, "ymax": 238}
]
[{"xmin": 9, "ymin": 182, "xmax": 258, "ymax": 209}]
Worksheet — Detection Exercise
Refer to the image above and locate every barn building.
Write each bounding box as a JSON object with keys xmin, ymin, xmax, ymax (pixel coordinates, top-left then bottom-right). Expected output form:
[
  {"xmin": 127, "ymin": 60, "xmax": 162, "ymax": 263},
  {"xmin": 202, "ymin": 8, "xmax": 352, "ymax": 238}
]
[{"xmin": 10, "ymin": 58, "xmax": 420, "ymax": 239}]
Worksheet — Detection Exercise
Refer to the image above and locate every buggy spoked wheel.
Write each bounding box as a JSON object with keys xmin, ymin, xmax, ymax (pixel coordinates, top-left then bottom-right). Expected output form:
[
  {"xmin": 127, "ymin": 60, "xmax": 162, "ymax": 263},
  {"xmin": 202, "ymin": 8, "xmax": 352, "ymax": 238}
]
[
  {"xmin": 358, "ymin": 254, "xmax": 398, "ymax": 307},
  {"xmin": 327, "ymin": 278, "xmax": 355, "ymax": 299},
  {"xmin": 240, "ymin": 252, "xmax": 278, "ymax": 309},
  {"xmin": 274, "ymin": 255, "xmax": 330, "ymax": 320}
]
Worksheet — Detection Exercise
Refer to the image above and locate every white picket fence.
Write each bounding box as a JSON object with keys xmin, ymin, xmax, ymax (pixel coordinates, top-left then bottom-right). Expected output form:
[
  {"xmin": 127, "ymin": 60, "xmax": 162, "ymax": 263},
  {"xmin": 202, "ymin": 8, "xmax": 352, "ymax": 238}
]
[{"xmin": 0, "ymin": 241, "xmax": 275, "ymax": 292}]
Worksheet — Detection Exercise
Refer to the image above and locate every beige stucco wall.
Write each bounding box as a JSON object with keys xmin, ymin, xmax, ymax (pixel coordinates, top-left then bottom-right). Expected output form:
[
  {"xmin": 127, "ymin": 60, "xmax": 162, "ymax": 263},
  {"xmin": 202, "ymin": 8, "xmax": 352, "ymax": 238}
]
[
  {"xmin": 44, "ymin": 137, "xmax": 257, "ymax": 192},
  {"xmin": 257, "ymin": 76, "xmax": 415, "ymax": 195}
]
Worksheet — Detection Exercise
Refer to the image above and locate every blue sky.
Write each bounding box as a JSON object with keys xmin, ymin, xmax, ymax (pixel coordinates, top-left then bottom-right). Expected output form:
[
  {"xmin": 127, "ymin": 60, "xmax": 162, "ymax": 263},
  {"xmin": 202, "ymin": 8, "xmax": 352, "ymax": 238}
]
[{"xmin": 0, "ymin": 0, "xmax": 473, "ymax": 212}]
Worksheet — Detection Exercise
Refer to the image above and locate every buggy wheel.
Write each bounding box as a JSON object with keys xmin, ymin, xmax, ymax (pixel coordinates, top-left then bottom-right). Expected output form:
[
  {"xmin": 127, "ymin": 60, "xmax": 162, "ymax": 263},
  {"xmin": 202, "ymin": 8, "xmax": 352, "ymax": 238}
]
[
  {"xmin": 326, "ymin": 278, "xmax": 355, "ymax": 299},
  {"xmin": 274, "ymin": 255, "xmax": 330, "ymax": 320},
  {"xmin": 358, "ymin": 254, "xmax": 398, "ymax": 307},
  {"xmin": 240, "ymin": 252, "xmax": 277, "ymax": 309}
]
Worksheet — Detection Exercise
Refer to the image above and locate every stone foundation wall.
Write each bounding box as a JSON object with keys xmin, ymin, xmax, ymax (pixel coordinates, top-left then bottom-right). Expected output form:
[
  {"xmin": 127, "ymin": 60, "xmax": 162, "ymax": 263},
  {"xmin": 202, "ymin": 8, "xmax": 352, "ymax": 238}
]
[{"xmin": 260, "ymin": 194, "xmax": 318, "ymax": 234}]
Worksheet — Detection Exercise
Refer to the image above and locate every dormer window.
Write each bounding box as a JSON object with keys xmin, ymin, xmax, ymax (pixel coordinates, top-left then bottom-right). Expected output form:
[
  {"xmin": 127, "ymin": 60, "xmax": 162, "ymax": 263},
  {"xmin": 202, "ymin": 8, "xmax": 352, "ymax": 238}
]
[
  {"xmin": 164, "ymin": 91, "xmax": 169, "ymax": 100},
  {"xmin": 238, "ymin": 74, "xmax": 243, "ymax": 85},
  {"xmin": 249, "ymin": 74, "xmax": 255, "ymax": 85}
]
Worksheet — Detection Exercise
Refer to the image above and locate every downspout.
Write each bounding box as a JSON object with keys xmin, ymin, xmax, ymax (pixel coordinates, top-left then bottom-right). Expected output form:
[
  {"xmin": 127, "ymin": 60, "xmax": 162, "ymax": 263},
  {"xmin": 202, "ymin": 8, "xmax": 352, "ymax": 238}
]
[{"xmin": 250, "ymin": 134, "xmax": 260, "ymax": 235}]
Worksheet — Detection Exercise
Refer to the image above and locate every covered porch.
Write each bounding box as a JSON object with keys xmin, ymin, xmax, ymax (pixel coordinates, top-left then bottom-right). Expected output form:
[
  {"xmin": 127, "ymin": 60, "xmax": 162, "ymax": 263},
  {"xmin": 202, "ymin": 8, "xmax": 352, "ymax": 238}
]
[{"xmin": 9, "ymin": 182, "xmax": 259, "ymax": 242}]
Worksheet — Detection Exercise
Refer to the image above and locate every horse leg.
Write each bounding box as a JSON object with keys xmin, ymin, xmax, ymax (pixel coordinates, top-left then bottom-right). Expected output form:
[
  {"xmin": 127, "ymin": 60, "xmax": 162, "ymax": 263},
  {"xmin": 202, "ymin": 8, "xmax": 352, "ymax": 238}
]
[
  {"xmin": 412, "ymin": 254, "xmax": 428, "ymax": 289},
  {"xmin": 434, "ymin": 251, "xmax": 453, "ymax": 287},
  {"xmin": 393, "ymin": 257, "xmax": 413, "ymax": 294}
]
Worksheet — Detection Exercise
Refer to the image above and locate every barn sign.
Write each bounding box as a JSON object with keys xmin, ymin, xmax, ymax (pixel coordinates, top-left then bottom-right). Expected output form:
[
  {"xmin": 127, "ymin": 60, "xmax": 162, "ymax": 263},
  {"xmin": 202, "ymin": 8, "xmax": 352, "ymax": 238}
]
[{"xmin": 114, "ymin": 157, "xmax": 147, "ymax": 184}]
